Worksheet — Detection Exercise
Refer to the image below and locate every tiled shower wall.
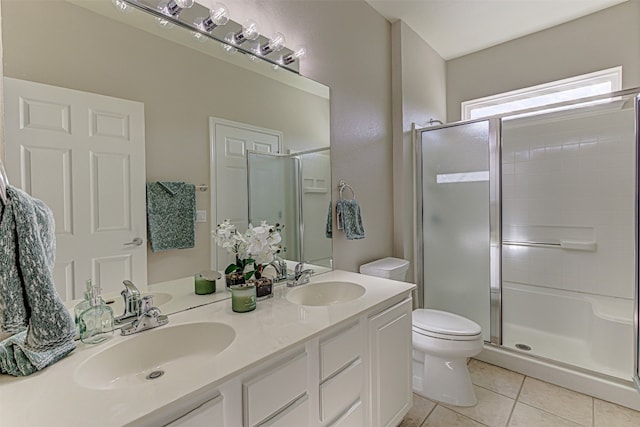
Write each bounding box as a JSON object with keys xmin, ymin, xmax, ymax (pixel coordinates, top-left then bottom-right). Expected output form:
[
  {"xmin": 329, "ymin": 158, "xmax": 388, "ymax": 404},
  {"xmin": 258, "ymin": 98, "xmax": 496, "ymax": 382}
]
[{"xmin": 501, "ymin": 104, "xmax": 635, "ymax": 300}]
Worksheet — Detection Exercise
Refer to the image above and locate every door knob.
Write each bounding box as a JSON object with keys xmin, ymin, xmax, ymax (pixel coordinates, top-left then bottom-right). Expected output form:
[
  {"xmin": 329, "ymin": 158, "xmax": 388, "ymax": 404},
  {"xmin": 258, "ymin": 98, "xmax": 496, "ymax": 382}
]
[{"xmin": 124, "ymin": 237, "xmax": 143, "ymax": 246}]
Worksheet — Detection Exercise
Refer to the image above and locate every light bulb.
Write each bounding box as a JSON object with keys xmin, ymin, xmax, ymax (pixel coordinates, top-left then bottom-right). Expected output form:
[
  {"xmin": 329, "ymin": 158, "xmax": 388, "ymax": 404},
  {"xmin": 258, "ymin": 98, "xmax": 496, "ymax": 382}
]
[
  {"xmin": 174, "ymin": 0, "xmax": 194, "ymax": 8},
  {"xmin": 160, "ymin": 0, "xmax": 194, "ymax": 17},
  {"xmin": 112, "ymin": 0, "xmax": 129, "ymax": 12},
  {"xmin": 282, "ymin": 46, "xmax": 306, "ymax": 65},
  {"xmin": 210, "ymin": 3, "xmax": 230, "ymax": 26},
  {"xmin": 195, "ymin": 3, "xmax": 229, "ymax": 32},
  {"xmin": 260, "ymin": 32, "xmax": 286, "ymax": 55},
  {"xmin": 233, "ymin": 19, "xmax": 260, "ymax": 44}
]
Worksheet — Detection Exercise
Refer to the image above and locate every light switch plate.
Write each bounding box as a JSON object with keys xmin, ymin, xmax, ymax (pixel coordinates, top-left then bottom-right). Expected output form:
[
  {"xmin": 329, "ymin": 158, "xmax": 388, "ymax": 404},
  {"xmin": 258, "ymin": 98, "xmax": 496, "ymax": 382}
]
[{"xmin": 196, "ymin": 210, "xmax": 207, "ymax": 223}]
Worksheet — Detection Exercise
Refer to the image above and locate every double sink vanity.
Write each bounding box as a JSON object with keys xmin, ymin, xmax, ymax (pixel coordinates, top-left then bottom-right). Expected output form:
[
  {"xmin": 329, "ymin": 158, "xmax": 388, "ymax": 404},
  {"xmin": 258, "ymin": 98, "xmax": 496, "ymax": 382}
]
[{"xmin": 0, "ymin": 270, "xmax": 415, "ymax": 427}]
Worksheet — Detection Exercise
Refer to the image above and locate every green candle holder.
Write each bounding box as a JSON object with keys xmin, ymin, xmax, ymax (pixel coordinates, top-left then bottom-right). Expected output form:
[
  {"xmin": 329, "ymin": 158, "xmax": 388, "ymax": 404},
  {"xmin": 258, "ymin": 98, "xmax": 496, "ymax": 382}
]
[
  {"xmin": 194, "ymin": 270, "xmax": 221, "ymax": 295},
  {"xmin": 230, "ymin": 284, "xmax": 256, "ymax": 313}
]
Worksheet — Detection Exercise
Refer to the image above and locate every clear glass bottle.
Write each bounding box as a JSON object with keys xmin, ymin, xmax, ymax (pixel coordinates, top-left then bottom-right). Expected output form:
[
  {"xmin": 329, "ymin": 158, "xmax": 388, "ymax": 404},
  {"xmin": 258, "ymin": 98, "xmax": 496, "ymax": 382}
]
[
  {"xmin": 73, "ymin": 290, "xmax": 91, "ymax": 332},
  {"xmin": 78, "ymin": 281, "xmax": 114, "ymax": 344}
]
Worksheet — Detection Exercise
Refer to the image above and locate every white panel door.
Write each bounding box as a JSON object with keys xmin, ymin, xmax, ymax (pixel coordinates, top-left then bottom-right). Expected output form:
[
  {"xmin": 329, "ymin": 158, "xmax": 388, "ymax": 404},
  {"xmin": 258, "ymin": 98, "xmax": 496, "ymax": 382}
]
[
  {"xmin": 210, "ymin": 118, "xmax": 281, "ymax": 270},
  {"xmin": 3, "ymin": 77, "xmax": 147, "ymax": 300}
]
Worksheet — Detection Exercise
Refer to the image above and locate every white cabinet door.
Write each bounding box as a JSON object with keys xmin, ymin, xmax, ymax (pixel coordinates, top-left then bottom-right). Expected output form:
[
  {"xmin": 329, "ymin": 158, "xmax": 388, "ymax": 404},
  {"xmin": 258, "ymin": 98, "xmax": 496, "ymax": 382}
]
[
  {"xmin": 164, "ymin": 394, "xmax": 225, "ymax": 427},
  {"xmin": 4, "ymin": 77, "xmax": 147, "ymax": 299},
  {"xmin": 368, "ymin": 297, "xmax": 413, "ymax": 427}
]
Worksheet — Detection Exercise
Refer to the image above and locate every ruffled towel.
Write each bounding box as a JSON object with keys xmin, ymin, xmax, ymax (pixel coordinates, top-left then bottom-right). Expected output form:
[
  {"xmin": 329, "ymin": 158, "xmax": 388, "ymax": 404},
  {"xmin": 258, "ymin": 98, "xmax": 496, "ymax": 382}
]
[
  {"xmin": 336, "ymin": 199, "xmax": 365, "ymax": 240},
  {"xmin": 0, "ymin": 186, "xmax": 76, "ymax": 376},
  {"xmin": 146, "ymin": 182, "xmax": 196, "ymax": 252}
]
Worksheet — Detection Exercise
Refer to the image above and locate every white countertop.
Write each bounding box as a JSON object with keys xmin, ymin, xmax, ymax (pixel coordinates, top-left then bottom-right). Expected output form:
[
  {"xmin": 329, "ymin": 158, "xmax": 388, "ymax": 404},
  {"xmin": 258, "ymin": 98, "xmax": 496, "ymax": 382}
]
[{"xmin": 0, "ymin": 270, "xmax": 415, "ymax": 426}]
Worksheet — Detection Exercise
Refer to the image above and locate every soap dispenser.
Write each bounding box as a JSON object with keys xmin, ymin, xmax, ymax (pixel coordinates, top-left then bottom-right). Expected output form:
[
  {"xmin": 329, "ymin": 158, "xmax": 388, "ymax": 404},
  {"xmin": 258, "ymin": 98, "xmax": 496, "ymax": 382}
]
[
  {"xmin": 73, "ymin": 279, "xmax": 97, "ymax": 332},
  {"xmin": 78, "ymin": 280, "xmax": 114, "ymax": 344}
]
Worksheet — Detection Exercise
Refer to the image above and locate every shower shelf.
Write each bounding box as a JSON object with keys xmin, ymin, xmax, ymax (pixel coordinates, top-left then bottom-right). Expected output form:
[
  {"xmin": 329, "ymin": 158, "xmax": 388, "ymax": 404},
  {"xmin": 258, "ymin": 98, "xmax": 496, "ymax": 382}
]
[{"xmin": 502, "ymin": 240, "xmax": 597, "ymax": 251}]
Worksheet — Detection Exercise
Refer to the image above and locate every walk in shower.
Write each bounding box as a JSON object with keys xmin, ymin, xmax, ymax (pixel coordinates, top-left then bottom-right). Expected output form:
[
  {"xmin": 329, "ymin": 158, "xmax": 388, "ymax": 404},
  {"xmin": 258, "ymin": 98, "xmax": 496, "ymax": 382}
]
[{"xmin": 416, "ymin": 89, "xmax": 640, "ymax": 394}]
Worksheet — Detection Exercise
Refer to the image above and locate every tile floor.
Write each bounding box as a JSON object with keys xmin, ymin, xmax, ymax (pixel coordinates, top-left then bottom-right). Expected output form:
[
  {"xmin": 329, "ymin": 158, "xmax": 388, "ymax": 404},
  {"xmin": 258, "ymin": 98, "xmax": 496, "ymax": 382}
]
[{"xmin": 400, "ymin": 359, "xmax": 640, "ymax": 427}]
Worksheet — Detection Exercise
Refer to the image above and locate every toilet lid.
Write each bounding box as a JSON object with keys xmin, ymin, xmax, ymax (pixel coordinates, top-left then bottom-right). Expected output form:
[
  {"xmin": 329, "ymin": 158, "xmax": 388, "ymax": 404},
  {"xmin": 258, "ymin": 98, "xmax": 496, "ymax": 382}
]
[{"xmin": 413, "ymin": 309, "xmax": 481, "ymax": 337}]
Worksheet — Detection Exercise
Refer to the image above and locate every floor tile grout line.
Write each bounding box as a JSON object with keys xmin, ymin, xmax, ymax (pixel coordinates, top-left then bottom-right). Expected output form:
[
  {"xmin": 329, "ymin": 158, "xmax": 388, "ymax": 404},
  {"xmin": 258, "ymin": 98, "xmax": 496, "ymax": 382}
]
[
  {"xmin": 417, "ymin": 400, "xmax": 438, "ymax": 427},
  {"xmin": 516, "ymin": 401, "xmax": 592, "ymax": 427},
  {"xmin": 424, "ymin": 402, "xmax": 491, "ymax": 427},
  {"xmin": 504, "ymin": 372, "xmax": 526, "ymax": 426}
]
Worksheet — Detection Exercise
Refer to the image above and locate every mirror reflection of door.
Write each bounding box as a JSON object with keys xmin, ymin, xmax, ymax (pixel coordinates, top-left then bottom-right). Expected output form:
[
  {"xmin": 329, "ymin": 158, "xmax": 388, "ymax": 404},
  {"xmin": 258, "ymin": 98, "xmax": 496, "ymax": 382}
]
[
  {"xmin": 3, "ymin": 78, "xmax": 148, "ymax": 299},
  {"xmin": 210, "ymin": 118, "xmax": 282, "ymax": 271}
]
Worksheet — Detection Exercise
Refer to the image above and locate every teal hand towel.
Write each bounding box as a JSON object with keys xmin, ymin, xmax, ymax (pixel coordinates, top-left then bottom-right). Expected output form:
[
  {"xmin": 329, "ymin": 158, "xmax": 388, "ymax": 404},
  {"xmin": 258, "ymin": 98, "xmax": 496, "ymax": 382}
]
[
  {"xmin": 336, "ymin": 199, "xmax": 365, "ymax": 240},
  {"xmin": 146, "ymin": 182, "xmax": 196, "ymax": 252},
  {"xmin": 0, "ymin": 186, "xmax": 76, "ymax": 376}
]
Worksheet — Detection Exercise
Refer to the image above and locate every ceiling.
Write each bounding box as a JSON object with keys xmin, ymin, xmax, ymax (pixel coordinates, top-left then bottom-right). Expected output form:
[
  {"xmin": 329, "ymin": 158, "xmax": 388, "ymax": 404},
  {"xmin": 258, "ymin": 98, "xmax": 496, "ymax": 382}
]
[{"xmin": 365, "ymin": 0, "xmax": 629, "ymax": 60}]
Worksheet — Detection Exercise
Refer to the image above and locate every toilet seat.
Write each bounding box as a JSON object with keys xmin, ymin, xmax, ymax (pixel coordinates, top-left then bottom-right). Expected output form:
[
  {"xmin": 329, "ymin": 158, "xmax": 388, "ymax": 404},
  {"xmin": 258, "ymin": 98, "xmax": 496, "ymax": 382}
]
[{"xmin": 412, "ymin": 309, "xmax": 481, "ymax": 341}]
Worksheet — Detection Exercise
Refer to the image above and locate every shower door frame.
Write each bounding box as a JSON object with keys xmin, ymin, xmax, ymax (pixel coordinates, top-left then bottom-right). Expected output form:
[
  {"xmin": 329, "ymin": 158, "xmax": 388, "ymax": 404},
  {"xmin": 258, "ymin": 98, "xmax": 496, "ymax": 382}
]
[
  {"xmin": 415, "ymin": 88, "xmax": 640, "ymax": 389},
  {"xmin": 414, "ymin": 118, "xmax": 502, "ymax": 345}
]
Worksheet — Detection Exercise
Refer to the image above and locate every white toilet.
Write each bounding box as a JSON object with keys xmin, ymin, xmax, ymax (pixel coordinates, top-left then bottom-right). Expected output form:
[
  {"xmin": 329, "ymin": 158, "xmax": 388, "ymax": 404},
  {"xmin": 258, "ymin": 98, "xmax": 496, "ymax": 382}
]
[
  {"xmin": 412, "ymin": 309, "xmax": 483, "ymax": 406},
  {"xmin": 359, "ymin": 257, "xmax": 483, "ymax": 407},
  {"xmin": 359, "ymin": 257, "xmax": 410, "ymax": 281}
]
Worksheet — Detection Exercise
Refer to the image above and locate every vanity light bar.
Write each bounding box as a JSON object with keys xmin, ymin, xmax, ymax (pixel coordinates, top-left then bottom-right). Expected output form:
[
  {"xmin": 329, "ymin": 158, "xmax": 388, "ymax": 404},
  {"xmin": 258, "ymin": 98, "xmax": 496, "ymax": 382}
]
[{"xmin": 121, "ymin": 0, "xmax": 302, "ymax": 74}]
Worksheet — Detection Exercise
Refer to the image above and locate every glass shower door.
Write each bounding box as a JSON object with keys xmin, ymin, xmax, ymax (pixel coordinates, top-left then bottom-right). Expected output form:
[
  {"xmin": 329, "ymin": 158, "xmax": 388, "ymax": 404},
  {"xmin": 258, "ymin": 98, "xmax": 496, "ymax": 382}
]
[{"xmin": 418, "ymin": 120, "xmax": 497, "ymax": 342}]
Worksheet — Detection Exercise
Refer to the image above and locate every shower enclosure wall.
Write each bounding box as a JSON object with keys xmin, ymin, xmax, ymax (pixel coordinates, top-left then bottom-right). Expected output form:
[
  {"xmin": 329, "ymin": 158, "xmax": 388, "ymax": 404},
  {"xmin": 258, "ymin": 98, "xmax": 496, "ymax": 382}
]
[{"xmin": 416, "ymin": 89, "xmax": 640, "ymax": 398}]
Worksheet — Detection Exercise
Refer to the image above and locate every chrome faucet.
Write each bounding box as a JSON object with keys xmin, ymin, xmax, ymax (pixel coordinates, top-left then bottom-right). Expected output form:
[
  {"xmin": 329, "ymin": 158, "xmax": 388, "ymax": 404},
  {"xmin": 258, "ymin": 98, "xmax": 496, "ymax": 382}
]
[
  {"xmin": 268, "ymin": 257, "xmax": 289, "ymax": 282},
  {"xmin": 115, "ymin": 280, "xmax": 140, "ymax": 325},
  {"xmin": 120, "ymin": 295, "xmax": 168, "ymax": 336},
  {"xmin": 287, "ymin": 262, "xmax": 314, "ymax": 287}
]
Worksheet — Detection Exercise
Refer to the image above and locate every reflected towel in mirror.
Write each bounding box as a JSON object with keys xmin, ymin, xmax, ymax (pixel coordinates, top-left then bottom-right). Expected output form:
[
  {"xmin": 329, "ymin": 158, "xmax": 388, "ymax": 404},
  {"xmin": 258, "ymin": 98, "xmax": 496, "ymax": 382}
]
[{"xmin": 146, "ymin": 182, "xmax": 196, "ymax": 252}]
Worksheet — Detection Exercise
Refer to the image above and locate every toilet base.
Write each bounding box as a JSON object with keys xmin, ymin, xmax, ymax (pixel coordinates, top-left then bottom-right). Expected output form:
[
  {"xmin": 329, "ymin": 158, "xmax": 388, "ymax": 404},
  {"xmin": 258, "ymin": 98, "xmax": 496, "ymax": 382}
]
[{"xmin": 412, "ymin": 353, "xmax": 477, "ymax": 407}]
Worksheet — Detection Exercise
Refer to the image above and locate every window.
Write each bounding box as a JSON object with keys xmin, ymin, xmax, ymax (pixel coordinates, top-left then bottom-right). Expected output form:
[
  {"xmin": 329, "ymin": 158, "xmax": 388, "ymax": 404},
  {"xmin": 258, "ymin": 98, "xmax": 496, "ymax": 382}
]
[{"xmin": 461, "ymin": 66, "xmax": 622, "ymax": 120}]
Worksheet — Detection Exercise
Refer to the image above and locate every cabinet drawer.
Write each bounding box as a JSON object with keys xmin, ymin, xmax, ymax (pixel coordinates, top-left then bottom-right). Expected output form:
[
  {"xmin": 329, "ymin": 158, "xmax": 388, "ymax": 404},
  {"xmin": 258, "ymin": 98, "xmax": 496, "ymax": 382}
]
[
  {"xmin": 164, "ymin": 394, "xmax": 224, "ymax": 427},
  {"xmin": 320, "ymin": 322, "xmax": 361, "ymax": 380},
  {"xmin": 320, "ymin": 358, "xmax": 363, "ymax": 422},
  {"xmin": 259, "ymin": 394, "xmax": 309, "ymax": 427},
  {"xmin": 329, "ymin": 399, "xmax": 363, "ymax": 427},
  {"xmin": 243, "ymin": 351, "xmax": 308, "ymax": 427}
]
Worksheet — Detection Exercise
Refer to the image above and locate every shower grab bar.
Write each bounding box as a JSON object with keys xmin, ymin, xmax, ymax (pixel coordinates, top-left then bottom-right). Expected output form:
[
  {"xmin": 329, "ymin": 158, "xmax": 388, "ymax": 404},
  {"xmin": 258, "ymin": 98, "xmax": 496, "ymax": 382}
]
[{"xmin": 503, "ymin": 240, "xmax": 596, "ymax": 251}]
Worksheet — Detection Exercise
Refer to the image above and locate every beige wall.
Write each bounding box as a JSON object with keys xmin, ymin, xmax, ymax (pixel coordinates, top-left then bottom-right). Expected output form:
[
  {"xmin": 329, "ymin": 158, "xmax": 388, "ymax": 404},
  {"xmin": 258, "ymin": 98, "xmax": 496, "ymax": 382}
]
[
  {"xmin": 391, "ymin": 21, "xmax": 446, "ymax": 284},
  {"xmin": 446, "ymin": 0, "xmax": 640, "ymax": 122}
]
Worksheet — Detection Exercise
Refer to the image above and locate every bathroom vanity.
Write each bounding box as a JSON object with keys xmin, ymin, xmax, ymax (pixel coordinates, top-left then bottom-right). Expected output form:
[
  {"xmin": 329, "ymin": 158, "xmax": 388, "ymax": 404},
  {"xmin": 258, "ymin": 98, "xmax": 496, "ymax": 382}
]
[{"xmin": 0, "ymin": 270, "xmax": 415, "ymax": 427}]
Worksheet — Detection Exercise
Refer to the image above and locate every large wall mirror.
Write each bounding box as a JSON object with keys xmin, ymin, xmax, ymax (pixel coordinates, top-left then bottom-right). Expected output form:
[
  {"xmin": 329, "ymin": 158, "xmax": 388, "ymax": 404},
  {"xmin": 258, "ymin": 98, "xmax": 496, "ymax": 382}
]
[{"xmin": 1, "ymin": 0, "xmax": 331, "ymax": 311}]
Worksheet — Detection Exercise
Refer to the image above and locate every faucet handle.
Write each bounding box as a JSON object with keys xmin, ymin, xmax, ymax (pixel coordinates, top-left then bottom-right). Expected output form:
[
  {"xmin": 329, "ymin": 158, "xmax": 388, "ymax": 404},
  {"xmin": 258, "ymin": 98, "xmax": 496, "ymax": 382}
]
[
  {"xmin": 139, "ymin": 295, "xmax": 154, "ymax": 314},
  {"xmin": 294, "ymin": 262, "xmax": 304, "ymax": 276}
]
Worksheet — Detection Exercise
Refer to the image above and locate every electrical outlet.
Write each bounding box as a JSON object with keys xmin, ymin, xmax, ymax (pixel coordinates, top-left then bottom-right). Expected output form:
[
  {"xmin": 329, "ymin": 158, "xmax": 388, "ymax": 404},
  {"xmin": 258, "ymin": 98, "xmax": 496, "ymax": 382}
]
[{"xmin": 196, "ymin": 210, "xmax": 207, "ymax": 223}]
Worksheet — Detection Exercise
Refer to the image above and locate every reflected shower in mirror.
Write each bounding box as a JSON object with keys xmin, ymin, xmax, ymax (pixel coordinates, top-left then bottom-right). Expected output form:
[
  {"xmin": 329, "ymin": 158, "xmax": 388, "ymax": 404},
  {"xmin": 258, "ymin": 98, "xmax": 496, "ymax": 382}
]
[
  {"xmin": 1, "ymin": 0, "xmax": 330, "ymax": 312},
  {"xmin": 247, "ymin": 148, "xmax": 332, "ymax": 269}
]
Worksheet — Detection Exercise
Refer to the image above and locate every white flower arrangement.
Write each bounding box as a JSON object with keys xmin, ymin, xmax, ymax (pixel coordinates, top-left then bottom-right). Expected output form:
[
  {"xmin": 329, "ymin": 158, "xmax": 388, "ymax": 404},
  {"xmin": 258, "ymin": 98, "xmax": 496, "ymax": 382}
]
[
  {"xmin": 214, "ymin": 219, "xmax": 283, "ymax": 279},
  {"xmin": 245, "ymin": 221, "xmax": 283, "ymax": 265}
]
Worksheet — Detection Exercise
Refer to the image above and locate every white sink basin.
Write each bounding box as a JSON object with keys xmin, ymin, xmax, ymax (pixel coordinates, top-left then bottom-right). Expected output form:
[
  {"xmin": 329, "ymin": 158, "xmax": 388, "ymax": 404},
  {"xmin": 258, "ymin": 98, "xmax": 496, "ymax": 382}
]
[
  {"xmin": 74, "ymin": 322, "xmax": 235, "ymax": 390},
  {"xmin": 286, "ymin": 281, "xmax": 365, "ymax": 306}
]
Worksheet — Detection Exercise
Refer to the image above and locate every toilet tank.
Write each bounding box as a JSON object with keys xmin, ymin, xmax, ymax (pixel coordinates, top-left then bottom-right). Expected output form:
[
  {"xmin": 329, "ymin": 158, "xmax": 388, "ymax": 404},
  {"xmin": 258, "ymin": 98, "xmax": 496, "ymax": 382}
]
[{"xmin": 359, "ymin": 257, "xmax": 410, "ymax": 281}]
